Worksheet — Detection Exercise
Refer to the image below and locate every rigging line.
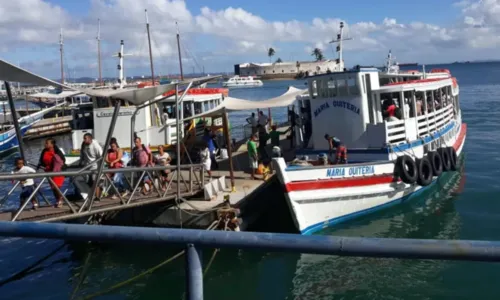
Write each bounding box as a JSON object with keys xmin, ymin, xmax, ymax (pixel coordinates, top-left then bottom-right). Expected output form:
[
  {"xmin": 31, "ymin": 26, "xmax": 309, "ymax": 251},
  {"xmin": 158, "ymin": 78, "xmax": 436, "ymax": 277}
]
[
  {"xmin": 180, "ymin": 39, "xmax": 203, "ymax": 73},
  {"xmin": 149, "ymin": 30, "xmax": 166, "ymax": 77}
]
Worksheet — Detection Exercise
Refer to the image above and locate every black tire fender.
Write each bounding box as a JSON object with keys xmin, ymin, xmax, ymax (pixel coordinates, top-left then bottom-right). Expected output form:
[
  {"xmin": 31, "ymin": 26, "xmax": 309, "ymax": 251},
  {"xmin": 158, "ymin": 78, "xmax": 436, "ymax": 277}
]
[
  {"xmin": 416, "ymin": 157, "xmax": 433, "ymax": 186},
  {"xmin": 395, "ymin": 155, "xmax": 417, "ymax": 184},
  {"xmin": 427, "ymin": 151, "xmax": 443, "ymax": 177}
]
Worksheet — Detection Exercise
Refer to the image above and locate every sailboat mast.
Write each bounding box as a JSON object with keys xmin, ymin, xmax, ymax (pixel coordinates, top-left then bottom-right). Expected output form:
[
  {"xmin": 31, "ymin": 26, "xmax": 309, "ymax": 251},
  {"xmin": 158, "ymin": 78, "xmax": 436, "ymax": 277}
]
[
  {"xmin": 97, "ymin": 19, "xmax": 102, "ymax": 86},
  {"xmin": 59, "ymin": 28, "xmax": 64, "ymax": 84},
  {"xmin": 145, "ymin": 10, "xmax": 155, "ymax": 85},
  {"xmin": 176, "ymin": 22, "xmax": 184, "ymax": 81}
]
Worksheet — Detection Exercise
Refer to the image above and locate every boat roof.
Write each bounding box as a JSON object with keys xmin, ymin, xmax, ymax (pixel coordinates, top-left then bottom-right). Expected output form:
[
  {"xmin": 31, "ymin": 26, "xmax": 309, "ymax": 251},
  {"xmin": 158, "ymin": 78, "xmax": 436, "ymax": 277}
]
[
  {"xmin": 376, "ymin": 77, "xmax": 454, "ymax": 93},
  {"xmin": 306, "ymin": 67, "xmax": 380, "ymax": 79},
  {"xmin": 29, "ymin": 90, "xmax": 83, "ymax": 99}
]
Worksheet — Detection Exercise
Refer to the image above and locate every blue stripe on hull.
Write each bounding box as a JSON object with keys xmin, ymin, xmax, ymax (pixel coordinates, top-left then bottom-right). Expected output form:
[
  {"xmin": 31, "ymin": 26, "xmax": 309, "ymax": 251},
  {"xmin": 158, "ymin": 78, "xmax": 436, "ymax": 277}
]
[{"xmin": 0, "ymin": 125, "xmax": 32, "ymax": 154}]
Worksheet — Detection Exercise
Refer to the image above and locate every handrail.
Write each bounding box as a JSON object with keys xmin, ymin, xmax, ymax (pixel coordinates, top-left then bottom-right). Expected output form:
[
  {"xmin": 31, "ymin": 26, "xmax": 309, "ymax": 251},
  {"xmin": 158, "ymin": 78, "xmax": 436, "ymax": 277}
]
[{"xmin": 0, "ymin": 222, "xmax": 498, "ymax": 299}]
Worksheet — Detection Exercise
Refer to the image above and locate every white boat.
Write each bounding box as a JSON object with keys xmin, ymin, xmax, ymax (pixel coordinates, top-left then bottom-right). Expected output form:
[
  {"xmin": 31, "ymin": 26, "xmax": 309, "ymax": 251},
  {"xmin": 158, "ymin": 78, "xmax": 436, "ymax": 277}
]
[
  {"xmin": 222, "ymin": 75, "xmax": 263, "ymax": 88},
  {"xmin": 273, "ymin": 63, "xmax": 466, "ymax": 235}
]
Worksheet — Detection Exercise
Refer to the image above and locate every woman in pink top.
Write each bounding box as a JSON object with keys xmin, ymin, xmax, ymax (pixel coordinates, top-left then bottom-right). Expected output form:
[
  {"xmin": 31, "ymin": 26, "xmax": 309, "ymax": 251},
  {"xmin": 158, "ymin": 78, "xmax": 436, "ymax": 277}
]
[{"xmin": 131, "ymin": 137, "xmax": 152, "ymax": 194}]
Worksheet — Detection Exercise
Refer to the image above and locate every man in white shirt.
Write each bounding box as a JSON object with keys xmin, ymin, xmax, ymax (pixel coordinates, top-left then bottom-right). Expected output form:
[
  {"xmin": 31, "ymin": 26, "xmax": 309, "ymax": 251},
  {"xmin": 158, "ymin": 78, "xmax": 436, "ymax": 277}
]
[
  {"xmin": 258, "ymin": 111, "xmax": 269, "ymax": 132},
  {"xmin": 80, "ymin": 133, "xmax": 103, "ymax": 198},
  {"xmin": 13, "ymin": 158, "xmax": 37, "ymax": 209},
  {"xmin": 246, "ymin": 112, "xmax": 258, "ymax": 134}
]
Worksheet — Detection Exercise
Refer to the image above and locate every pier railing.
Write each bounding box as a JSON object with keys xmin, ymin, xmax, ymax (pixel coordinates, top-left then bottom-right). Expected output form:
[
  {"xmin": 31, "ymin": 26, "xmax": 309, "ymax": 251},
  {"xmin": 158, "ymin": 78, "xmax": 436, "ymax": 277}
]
[
  {"xmin": 0, "ymin": 164, "xmax": 206, "ymax": 222},
  {"xmin": 0, "ymin": 222, "xmax": 499, "ymax": 300}
]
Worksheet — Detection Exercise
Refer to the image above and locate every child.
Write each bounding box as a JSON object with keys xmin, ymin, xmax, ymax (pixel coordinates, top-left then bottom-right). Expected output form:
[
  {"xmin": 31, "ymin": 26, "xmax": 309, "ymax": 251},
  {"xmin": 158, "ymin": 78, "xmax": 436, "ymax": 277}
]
[
  {"xmin": 200, "ymin": 141, "xmax": 212, "ymax": 178},
  {"xmin": 12, "ymin": 158, "xmax": 37, "ymax": 210},
  {"xmin": 155, "ymin": 145, "xmax": 171, "ymax": 190}
]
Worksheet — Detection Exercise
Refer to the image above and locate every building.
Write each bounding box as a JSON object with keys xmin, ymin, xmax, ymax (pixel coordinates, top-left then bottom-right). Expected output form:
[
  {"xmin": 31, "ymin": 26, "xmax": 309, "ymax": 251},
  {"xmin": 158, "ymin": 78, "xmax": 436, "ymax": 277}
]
[{"xmin": 234, "ymin": 59, "xmax": 345, "ymax": 80}]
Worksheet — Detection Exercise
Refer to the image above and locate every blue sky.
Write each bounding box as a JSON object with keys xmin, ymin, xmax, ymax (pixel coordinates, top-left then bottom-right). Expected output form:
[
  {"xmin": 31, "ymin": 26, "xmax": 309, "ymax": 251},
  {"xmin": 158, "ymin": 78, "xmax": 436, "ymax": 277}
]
[{"xmin": 0, "ymin": 0, "xmax": 497, "ymax": 79}]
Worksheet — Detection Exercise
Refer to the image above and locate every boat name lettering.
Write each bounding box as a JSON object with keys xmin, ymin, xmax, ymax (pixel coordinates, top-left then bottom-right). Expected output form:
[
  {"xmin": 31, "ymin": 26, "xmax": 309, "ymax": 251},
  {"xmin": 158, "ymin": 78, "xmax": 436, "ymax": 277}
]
[
  {"xmin": 96, "ymin": 111, "xmax": 136, "ymax": 118},
  {"xmin": 326, "ymin": 165, "xmax": 375, "ymax": 177},
  {"xmin": 314, "ymin": 100, "xmax": 360, "ymax": 118},
  {"xmin": 331, "ymin": 100, "xmax": 360, "ymax": 115}
]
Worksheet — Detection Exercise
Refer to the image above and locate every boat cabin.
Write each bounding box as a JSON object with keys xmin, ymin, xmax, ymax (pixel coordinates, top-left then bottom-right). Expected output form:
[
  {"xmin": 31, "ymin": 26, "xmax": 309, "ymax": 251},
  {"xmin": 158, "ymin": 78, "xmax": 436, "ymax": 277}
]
[{"xmin": 294, "ymin": 67, "xmax": 461, "ymax": 161}]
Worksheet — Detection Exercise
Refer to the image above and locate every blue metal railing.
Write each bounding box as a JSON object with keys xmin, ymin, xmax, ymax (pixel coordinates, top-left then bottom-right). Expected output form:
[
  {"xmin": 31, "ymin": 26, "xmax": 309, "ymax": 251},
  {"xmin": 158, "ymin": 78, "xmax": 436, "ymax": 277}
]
[{"xmin": 0, "ymin": 221, "xmax": 500, "ymax": 299}]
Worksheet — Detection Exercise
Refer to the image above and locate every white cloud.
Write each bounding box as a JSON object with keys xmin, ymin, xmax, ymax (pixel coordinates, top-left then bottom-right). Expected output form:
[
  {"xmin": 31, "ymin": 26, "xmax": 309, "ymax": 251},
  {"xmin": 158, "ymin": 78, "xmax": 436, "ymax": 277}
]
[{"xmin": 1, "ymin": 0, "xmax": 500, "ymax": 77}]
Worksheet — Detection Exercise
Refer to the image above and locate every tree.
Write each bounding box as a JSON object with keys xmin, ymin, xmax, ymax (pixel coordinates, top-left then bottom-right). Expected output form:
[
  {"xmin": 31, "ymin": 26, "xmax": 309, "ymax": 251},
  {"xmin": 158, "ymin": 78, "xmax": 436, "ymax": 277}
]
[
  {"xmin": 275, "ymin": 57, "xmax": 283, "ymax": 63},
  {"xmin": 268, "ymin": 47, "xmax": 275, "ymax": 63},
  {"xmin": 311, "ymin": 48, "xmax": 324, "ymax": 61}
]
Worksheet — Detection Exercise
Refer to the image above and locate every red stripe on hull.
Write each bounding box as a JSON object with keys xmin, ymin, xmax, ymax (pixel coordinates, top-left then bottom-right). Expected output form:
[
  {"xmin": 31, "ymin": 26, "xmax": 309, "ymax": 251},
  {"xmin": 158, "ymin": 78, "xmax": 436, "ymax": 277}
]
[
  {"xmin": 285, "ymin": 175, "xmax": 396, "ymax": 192},
  {"xmin": 453, "ymin": 123, "xmax": 467, "ymax": 151}
]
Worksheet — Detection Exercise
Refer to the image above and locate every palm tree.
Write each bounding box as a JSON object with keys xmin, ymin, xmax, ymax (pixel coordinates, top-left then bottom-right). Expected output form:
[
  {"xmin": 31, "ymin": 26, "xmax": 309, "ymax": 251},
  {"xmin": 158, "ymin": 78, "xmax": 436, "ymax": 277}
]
[
  {"xmin": 275, "ymin": 57, "xmax": 283, "ymax": 63},
  {"xmin": 268, "ymin": 47, "xmax": 275, "ymax": 63},
  {"xmin": 312, "ymin": 48, "xmax": 324, "ymax": 61}
]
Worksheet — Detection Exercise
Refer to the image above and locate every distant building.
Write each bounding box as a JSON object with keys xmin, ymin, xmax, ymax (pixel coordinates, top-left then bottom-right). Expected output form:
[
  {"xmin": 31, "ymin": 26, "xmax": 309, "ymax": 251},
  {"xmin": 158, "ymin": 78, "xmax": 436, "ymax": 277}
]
[{"xmin": 234, "ymin": 59, "xmax": 345, "ymax": 80}]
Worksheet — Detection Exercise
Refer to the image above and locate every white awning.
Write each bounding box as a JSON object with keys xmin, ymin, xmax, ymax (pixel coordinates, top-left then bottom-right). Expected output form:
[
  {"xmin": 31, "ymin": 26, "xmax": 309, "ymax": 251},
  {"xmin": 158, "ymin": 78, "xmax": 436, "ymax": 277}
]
[
  {"xmin": 0, "ymin": 59, "xmax": 69, "ymax": 88},
  {"xmin": 29, "ymin": 91, "xmax": 83, "ymax": 99},
  {"xmin": 185, "ymin": 86, "xmax": 307, "ymax": 119},
  {"xmin": 81, "ymin": 75, "xmax": 220, "ymax": 106}
]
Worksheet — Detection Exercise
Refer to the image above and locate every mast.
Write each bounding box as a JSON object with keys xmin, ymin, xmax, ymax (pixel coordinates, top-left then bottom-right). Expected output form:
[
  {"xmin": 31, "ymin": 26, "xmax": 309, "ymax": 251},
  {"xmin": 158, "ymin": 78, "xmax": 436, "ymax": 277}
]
[
  {"xmin": 145, "ymin": 10, "xmax": 155, "ymax": 85},
  {"xmin": 97, "ymin": 19, "xmax": 102, "ymax": 86},
  {"xmin": 59, "ymin": 28, "xmax": 64, "ymax": 84},
  {"xmin": 176, "ymin": 22, "xmax": 184, "ymax": 80},
  {"xmin": 112, "ymin": 40, "xmax": 131, "ymax": 89},
  {"xmin": 329, "ymin": 21, "xmax": 352, "ymax": 71}
]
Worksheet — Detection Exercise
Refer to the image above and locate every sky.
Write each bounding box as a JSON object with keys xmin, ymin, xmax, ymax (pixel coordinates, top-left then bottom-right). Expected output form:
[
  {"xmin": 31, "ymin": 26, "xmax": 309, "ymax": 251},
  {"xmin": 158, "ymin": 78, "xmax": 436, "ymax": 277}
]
[{"xmin": 1, "ymin": 0, "xmax": 499, "ymax": 80}]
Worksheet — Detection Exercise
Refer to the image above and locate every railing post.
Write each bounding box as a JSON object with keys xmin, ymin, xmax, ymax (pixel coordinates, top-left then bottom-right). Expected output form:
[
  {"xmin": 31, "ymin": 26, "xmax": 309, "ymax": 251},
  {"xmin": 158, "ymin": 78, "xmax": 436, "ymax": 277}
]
[
  {"xmin": 186, "ymin": 244, "xmax": 203, "ymax": 300},
  {"xmin": 189, "ymin": 166, "xmax": 193, "ymax": 193}
]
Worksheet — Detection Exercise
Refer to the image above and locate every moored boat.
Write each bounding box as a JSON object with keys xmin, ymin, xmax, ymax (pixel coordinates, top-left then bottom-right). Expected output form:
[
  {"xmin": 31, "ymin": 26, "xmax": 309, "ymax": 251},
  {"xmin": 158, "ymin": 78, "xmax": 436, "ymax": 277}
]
[
  {"xmin": 223, "ymin": 75, "xmax": 263, "ymax": 88},
  {"xmin": 274, "ymin": 63, "xmax": 466, "ymax": 235}
]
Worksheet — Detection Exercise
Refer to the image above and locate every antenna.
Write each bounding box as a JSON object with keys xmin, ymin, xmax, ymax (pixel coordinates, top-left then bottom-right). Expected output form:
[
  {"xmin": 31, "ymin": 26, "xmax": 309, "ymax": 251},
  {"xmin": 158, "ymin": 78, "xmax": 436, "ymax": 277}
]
[
  {"xmin": 97, "ymin": 19, "xmax": 102, "ymax": 86},
  {"xmin": 112, "ymin": 40, "xmax": 132, "ymax": 89},
  {"xmin": 329, "ymin": 21, "xmax": 352, "ymax": 71},
  {"xmin": 59, "ymin": 27, "xmax": 64, "ymax": 84}
]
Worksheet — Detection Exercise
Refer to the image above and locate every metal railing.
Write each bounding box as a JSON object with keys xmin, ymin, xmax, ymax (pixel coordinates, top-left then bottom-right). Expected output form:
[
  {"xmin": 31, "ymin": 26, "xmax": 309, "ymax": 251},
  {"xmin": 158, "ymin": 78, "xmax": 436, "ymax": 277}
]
[
  {"xmin": 0, "ymin": 163, "xmax": 206, "ymax": 222},
  {"xmin": 0, "ymin": 222, "xmax": 499, "ymax": 300}
]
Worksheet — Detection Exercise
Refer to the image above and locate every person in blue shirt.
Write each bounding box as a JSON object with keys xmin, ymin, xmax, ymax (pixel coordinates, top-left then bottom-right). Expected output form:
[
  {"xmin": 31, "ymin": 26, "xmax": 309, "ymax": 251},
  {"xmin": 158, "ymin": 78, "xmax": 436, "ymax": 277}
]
[
  {"xmin": 203, "ymin": 128, "xmax": 219, "ymax": 170},
  {"xmin": 324, "ymin": 134, "xmax": 347, "ymax": 164}
]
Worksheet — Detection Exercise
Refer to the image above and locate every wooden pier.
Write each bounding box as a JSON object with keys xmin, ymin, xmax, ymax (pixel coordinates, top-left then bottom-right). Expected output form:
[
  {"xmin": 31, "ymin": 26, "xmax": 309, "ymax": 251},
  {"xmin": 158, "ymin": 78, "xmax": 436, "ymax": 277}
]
[{"xmin": 24, "ymin": 115, "xmax": 73, "ymax": 140}]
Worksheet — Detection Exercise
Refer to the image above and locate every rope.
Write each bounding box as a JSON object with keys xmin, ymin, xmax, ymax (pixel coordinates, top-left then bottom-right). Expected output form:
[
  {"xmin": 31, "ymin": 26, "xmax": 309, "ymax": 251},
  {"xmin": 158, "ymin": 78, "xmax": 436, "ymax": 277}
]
[
  {"xmin": 203, "ymin": 248, "xmax": 219, "ymax": 277},
  {"xmin": 70, "ymin": 252, "xmax": 92, "ymax": 300},
  {"xmin": 77, "ymin": 218, "xmax": 223, "ymax": 299},
  {"xmin": 77, "ymin": 251, "xmax": 185, "ymax": 300}
]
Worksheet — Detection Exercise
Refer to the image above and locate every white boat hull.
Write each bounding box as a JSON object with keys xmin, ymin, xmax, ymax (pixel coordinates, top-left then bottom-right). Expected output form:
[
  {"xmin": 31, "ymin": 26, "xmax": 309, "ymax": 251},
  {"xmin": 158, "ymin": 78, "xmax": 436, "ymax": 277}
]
[{"xmin": 275, "ymin": 123, "xmax": 466, "ymax": 235}]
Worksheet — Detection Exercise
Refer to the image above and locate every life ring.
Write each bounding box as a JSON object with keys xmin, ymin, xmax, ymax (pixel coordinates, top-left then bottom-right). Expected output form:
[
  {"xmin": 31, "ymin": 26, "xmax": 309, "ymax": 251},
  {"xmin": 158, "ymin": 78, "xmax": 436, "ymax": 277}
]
[
  {"xmin": 438, "ymin": 147, "xmax": 451, "ymax": 171},
  {"xmin": 427, "ymin": 151, "xmax": 443, "ymax": 177},
  {"xmin": 395, "ymin": 155, "xmax": 417, "ymax": 184},
  {"xmin": 447, "ymin": 147, "xmax": 458, "ymax": 171},
  {"xmin": 416, "ymin": 157, "xmax": 433, "ymax": 186}
]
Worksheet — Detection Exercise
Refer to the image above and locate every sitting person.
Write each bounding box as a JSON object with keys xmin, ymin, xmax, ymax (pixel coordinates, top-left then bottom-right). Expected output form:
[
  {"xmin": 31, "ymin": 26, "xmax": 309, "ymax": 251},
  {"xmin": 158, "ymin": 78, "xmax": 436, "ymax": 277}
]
[
  {"xmin": 105, "ymin": 138, "xmax": 129, "ymax": 199},
  {"xmin": 154, "ymin": 145, "xmax": 171, "ymax": 190}
]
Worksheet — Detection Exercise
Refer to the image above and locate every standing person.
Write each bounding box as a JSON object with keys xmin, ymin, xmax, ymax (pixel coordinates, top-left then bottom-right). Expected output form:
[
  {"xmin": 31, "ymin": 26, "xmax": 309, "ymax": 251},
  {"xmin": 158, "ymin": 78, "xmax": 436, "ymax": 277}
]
[
  {"xmin": 258, "ymin": 111, "xmax": 269, "ymax": 132},
  {"xmin": 203, "ymin": 128, "xmax": 219, "ymax": 170},
  {"xmin": 131, "ymin": 137, "xmax": 153, "ymax": 194},
  {"xmin": 162, "ymin": 107, "xmax": 169, "ymax": 125},
  {"xmin": 246, "ymin": 112, "xmax": 258, "ymax": 135},
  {"xmin": 247, "ymin": 134, "xmax": 259, "ymax": 180},
  {"xmin": 80, "ymin": 133, "xmax": 103, "ymax": 199},
  {"xmin": 268, "ymin": 125, "xmax": 290, "ymax": 147},
  {"xmin": 38, "ymin": 138, "xmax": 65, "ymax": 208},
  {"xmin": 199, "ymin": 141, "xmax": 212, "ymax": 178},
  {"xmin": 12, "ymin": 158, "xmax": 37, "ymax": 209},
  {"xmin": 105, "ymin": 138, "xmax": 129, "ymax": 198},
  {"xmin": 324, "ymin": 134, "xmax": 347, "ymax": 164}
]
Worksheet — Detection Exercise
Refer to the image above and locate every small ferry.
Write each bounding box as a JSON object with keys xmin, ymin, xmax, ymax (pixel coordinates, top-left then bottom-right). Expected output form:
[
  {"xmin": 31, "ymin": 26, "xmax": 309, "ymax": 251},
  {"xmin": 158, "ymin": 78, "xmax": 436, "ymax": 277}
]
[
  {"xmin": 222, "ymin": 75, "xmax": 263, "ymax": 88},
  {"xmin": 274, "ymin": 64, "xmax": 466, "ymax": 235}
]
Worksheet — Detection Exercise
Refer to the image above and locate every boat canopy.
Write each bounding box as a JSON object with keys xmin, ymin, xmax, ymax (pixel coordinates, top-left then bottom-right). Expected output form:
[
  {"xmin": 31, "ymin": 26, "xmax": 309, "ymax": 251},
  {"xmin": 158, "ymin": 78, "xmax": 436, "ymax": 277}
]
[
  {"xmin": 185, "ymin": 86, "xmax": 307, "ymax": 120},
  {"xmin": 0, "ymin": 59, "xmax": 69, "ymax": 88},
  {"xmin": 29, "ymin": 91, "xmax": 83, "ymax": 99}
]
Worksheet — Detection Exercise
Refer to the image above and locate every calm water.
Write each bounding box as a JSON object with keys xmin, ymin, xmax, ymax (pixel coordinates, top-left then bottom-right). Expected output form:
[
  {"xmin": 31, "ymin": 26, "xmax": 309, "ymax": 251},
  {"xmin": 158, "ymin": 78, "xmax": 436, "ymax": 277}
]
[{"xmin": 1, "ymin": 63, "xmax": 500, "ymax": 299}]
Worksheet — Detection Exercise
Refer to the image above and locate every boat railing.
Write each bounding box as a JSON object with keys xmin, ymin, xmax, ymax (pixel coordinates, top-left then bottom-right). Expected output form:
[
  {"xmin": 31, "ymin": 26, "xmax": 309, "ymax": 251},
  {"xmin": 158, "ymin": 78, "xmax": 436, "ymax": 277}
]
[
  {"xmin": 0, "ymin": 221, "xmax": 499, "ymax": 299},
  {"xmin": 417, "ymin": 104, "xmax": 454, "ymax": 137},
  {"xmin": 385, "ymin": 104, "xmax": 455, "ymax": 145},
  {"xmin": 0, "ymin": 164, "xmax": 205, "ymax": 222}
]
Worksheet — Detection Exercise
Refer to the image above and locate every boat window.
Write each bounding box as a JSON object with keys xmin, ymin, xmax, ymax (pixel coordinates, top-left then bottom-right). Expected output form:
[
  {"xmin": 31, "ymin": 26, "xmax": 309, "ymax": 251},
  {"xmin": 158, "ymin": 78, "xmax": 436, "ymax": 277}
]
[
  {"xmin": 380, "ymin": 92, "xmax": 402, "ymax": 121},
  {"xmin": 337, "ymin": 79, "xmax": 348, "ymax": 97},
  {"xmin": 327, "ymin": 78, "xmax": 336, "ymax": 97},
  {"xmin": 203, "ymin": 101, "xmax": 209, "ymax": 112},
  {"xmin": 310, "ymin": 80, "xmax": 317, "ymax": 98},
  {"xmin": 361, "ymin": 75, "xmax": 366, "ymax": 94},
  {"xmin": 95, "ymin": 96, "xmax": 110, "ymax": 108},
  {"xmin": 347, "ymin": 77, "xmax": 358, "ymax": 95},
  {"xmin": 403, "ymin": 91, "xmax": 416, "ymax": 118},
  {"xmin": 194, "ymin": 102, "xmax": 202, "ymax": 114},
  {"xmin": 415, "ymin": 91, "xmax": 425, "ymax": 116}
]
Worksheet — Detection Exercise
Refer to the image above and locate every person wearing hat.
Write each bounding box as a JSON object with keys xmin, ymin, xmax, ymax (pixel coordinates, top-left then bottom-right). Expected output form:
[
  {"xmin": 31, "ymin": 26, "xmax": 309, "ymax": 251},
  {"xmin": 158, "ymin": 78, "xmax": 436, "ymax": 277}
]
[{"xmin": 324, "ymin": 134, "xmax": 347, "ymax": 164}]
